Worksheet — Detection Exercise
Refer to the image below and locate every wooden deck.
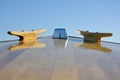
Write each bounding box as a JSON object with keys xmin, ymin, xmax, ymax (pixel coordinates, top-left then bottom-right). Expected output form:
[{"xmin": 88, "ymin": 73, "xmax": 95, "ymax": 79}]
[{"xmin": 0, "ymin": 37, "xmax": 120, "ymax": 80}]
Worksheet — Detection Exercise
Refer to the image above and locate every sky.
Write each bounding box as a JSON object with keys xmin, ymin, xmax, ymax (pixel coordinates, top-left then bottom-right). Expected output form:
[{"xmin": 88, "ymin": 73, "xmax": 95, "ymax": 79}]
[{"xmin": 0, "ymin": 0, "xmax": 120, "ymax": 42}]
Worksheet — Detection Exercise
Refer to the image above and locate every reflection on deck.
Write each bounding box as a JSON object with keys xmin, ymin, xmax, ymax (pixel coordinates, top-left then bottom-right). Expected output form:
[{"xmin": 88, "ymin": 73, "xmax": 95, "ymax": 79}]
[
  {"xmin": 53, "ymin": 39, "xmax": 68, "ymax": 48},
  {"xmin": 75, "ymin": 42, "xmax": 112, "ymax": 53},
  {"xmin": 9, "ymin": 41, "xmax": 46, "ymax": 51}
]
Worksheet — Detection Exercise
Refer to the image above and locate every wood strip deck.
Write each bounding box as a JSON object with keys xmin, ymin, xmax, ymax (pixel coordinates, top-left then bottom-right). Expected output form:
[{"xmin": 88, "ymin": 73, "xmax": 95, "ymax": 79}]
[{"xmin": 0, "ymin": 37, "xmax": 120, "ymax": 80}]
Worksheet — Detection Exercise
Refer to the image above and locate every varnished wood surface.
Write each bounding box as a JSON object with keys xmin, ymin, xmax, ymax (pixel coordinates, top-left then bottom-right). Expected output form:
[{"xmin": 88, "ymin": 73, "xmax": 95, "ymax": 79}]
[{"xmin": 0, "ymin": 37, "xmax": 120, "ymax": 80}]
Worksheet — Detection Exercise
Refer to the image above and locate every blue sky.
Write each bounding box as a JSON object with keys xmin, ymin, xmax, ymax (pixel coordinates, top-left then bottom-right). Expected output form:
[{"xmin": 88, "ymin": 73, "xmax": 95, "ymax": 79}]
[{"xmin": 0, "ymin": 0, "xmax": 120, "ymax": 42}]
